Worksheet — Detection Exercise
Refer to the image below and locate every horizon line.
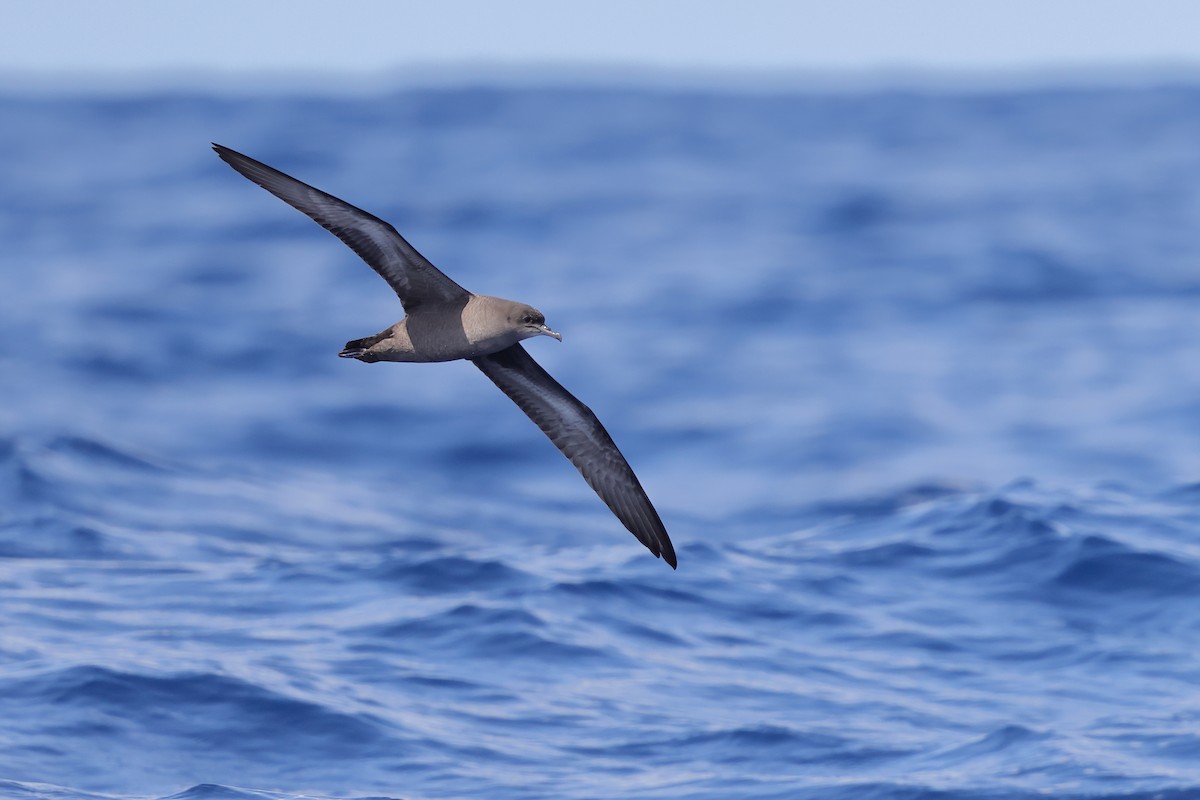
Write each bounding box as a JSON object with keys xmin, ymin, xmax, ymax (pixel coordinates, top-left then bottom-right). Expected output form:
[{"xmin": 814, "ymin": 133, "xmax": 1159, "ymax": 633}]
[{"xmin": 5, "ymin": 61, "xmax": 1200, "ymax": 97}]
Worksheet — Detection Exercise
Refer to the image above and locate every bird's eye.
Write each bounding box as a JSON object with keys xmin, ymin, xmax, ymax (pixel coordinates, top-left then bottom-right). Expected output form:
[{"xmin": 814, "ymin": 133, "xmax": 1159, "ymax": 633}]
[{"xmin": 522, "ymin": 314, "xmax": 534, "ymax": 324}]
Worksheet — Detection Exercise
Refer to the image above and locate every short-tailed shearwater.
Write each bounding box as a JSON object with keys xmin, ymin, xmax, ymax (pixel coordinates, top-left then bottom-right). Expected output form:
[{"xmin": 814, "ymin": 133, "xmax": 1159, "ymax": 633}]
[{"xmin": 214, "ymin": 145, "xmax": 677, "ymax": 568}]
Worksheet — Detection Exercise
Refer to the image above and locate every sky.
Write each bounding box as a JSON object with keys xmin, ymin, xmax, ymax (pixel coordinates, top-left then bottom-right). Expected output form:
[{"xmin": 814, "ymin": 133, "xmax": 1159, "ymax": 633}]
[{"xmin": 6, "ymin": 0, "xmax": 1200, "ymax": 86}]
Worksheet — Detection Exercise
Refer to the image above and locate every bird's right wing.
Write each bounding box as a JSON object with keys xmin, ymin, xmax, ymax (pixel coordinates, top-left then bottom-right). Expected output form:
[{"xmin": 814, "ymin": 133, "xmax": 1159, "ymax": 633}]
[
  {"xmin": 213, "ymin": 144, "xmax": 470, "ymax": 312},
  {"xmin": 473, "ymin": 344, "xmax": 677, "ymax": 568}
]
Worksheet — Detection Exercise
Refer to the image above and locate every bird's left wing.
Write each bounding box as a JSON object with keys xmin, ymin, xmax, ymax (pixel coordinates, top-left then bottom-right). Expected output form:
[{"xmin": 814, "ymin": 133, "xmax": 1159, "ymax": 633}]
[
  {"xmin": 213, "ymin": 144, "xmax": 470, "ymax": 312},
  {"xmin": 473, "ymin": 344, "xmax": 677, "ymax": 568}
]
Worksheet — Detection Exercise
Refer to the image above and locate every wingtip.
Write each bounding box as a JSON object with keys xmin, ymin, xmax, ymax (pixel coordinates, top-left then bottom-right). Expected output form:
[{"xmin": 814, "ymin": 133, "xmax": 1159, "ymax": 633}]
[
  {"xmin": 212, "ymin": 143, "xmax": 236, "ymax": 166},
  {"xmin": 653, "ymin": 525, "xmax": 678, "ymax": 569},
  {"xmin": 212, "ymin": 144, "xmax": 250, "ymax": 170},
  {"xmin": 651, "ymin": 534, "xmax": 678, "ymax": 569}
]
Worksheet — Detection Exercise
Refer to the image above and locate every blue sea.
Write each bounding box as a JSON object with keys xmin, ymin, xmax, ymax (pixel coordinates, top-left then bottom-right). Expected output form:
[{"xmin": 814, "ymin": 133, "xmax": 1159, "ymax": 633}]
[{"xmin": 3, "ymin": 81, "xmax": 1200, "ymax": 799}]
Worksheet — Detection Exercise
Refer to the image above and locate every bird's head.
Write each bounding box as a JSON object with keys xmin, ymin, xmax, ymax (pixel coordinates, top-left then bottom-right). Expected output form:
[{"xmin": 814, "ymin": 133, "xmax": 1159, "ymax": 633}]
[{"xmin": 511, "ymin": 304, "xmax": 562, "ymax": 342}]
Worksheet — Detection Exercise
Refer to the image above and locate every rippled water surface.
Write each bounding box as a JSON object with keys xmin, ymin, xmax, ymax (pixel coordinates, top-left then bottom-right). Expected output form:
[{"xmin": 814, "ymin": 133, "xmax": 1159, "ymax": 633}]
[{"xmin": 3, "ymin": 84, "xmax": 1200, "ymax": 799}]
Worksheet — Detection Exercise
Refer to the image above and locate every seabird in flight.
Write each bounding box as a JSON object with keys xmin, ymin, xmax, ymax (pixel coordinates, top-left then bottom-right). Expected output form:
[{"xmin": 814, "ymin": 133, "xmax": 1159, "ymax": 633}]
[{"xmin": 213, "ymin": 144, "xmax": 677, "ymax": 569}]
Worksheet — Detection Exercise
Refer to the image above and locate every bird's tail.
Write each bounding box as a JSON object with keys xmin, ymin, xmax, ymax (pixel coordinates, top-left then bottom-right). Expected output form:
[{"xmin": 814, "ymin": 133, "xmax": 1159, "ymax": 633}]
[{"xmin": 339, "ymin": 330, "xmax": 390, "ymax": 361}]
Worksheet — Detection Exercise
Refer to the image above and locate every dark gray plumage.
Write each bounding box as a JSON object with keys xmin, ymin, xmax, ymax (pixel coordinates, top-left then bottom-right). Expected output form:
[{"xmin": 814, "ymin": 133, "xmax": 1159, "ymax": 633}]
[
  {"xmin": 211, "ymin": 147, "xmax": 468, "ymax": 313},
  {"xmin": 472, "ymin": 345, "xmax": 675, "ymax": 564},
  {"xmin": 214, "ymin": 144, "xmax": 676, "ymax": 568}
]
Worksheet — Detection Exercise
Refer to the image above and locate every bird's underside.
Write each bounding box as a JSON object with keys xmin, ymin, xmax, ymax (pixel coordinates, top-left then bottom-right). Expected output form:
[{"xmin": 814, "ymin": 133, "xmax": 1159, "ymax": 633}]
[{"xmin": 213, "ymin": 143, "xmax": 677, "ymax": 568}]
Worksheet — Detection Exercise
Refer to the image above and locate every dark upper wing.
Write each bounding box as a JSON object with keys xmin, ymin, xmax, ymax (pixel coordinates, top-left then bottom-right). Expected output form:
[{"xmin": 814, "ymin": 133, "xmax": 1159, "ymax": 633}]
[
  {"xmin": 473, "ymin": 344, "xmax": 677, "ymax": 568},
  {"xmin": 213, "ymin": 144, "xmax": 469, "ymax": 312}
]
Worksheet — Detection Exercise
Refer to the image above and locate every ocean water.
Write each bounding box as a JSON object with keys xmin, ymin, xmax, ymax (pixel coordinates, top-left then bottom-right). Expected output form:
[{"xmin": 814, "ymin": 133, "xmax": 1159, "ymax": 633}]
[{"xmin": 3, "ymin": 82, "xmax": 1200, "ymax": 799}]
